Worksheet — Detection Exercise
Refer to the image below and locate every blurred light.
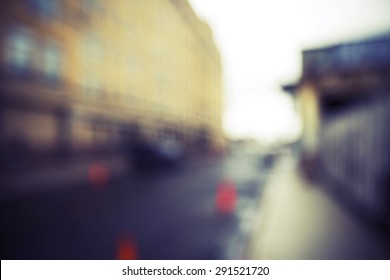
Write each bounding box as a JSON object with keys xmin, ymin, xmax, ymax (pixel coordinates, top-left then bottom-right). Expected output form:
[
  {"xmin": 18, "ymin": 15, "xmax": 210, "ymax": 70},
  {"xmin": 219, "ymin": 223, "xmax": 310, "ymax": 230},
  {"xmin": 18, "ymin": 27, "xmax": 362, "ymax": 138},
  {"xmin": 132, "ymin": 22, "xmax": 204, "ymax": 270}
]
[
  {"xmin": 116, "ymin": 234, "xmax": 138, "ymax": 260},
  {"xmin": 87, "ymin": 162, "xmax": 109, "ymax": 188},
  {"xmin": 216, "ymin": 179, "xmax": 237, "ymax": 214}
]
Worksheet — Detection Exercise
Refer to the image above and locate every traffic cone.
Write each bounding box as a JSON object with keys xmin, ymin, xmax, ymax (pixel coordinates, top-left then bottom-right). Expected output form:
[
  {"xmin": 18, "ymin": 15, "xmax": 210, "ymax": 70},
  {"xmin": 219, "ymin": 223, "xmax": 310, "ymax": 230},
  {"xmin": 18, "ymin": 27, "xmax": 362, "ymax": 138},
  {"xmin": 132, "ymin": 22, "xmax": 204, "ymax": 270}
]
[
  {"xmin": 216, "ymin": 180, "xmax": 237, "ymax": 214},
  {"xmin": 116, "ymin": 235, "xmax": 138, "ymax": 260},
  {"xmin": 88, "ymin": 162, "xmax": 109, "ymax": 189}
]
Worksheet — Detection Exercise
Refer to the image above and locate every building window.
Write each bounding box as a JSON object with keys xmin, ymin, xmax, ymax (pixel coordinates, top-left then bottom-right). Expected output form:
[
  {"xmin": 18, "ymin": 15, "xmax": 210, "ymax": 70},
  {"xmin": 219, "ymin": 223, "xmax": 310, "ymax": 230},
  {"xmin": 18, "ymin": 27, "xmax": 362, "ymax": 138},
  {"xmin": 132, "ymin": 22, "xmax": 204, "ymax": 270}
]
[
  {"xmin": 3, "ymin": 25, "xmax": 63, "ymax": 85},
  {"xmin": 26, "ymin": 0, "xmax": 59, "ymax": 20},
  {"xmin": 41, "ymin": 41, "xmax": 62, "ymax": 82},
  {"xmin": 81, "ymin": 33, "xmax": 103, "ymax": 64},
  {"xmin": 80, "ymin": 0, "xmax": 104, "ymax": 14},
  {"xmin": 81, "ymin": 75, "xmax": 101, "ymax": 99},
  {"xmin": 4, "ymin": 28, "xmax": 34, "ymax": 73}
]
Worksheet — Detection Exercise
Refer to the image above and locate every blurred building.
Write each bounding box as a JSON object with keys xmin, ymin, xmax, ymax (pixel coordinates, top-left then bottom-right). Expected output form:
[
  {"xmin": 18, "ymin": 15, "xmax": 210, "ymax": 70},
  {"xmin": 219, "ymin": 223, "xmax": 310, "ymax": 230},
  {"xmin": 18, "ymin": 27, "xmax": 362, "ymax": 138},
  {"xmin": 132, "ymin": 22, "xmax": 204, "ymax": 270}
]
[
  {"xmin": 0, "ymin": 0, "xmax": 223, "ymax": 175},
  {"xmin": 283, "ymin": 34, "xmax": 390, "ymax": 227}
]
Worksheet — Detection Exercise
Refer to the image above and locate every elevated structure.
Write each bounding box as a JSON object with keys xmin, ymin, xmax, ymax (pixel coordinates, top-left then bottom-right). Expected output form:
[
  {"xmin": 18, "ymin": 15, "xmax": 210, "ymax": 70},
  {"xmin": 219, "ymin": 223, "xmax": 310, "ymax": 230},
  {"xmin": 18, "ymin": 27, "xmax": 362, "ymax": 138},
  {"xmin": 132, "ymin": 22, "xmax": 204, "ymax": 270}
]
[
  {"xmin": 283, "ymin": 34, "xmax": 390, "ymax": 225},
  {"xmin": 0, "ymin": 0, "xmax": 224, "ymax": 173}
]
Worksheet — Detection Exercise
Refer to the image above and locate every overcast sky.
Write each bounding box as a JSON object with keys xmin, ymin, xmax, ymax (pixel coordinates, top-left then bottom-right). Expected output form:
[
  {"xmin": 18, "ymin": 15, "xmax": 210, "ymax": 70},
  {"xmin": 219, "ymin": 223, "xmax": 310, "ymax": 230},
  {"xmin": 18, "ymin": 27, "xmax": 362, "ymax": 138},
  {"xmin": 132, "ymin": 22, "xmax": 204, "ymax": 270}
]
[{"xmin": 188, "ymin": 0, "xmax": 390, "ymax": 143}]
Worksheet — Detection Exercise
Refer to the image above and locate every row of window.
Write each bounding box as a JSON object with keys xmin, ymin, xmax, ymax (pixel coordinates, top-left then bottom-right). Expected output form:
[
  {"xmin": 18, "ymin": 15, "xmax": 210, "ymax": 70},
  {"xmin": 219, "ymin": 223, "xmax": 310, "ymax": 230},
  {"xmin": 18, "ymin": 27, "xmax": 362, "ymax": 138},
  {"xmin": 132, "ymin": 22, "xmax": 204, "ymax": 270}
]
[
  {"xmin": 2, "ymin": 25, "xmax": 217, "ymax": 104},
  {"xmin": 24, "ymin": 0, "xmax": 103, "ymax": 21},
  {"xmin": 25, "ymin": 0, "xmax": 59, "ymax": 20},
  {"xmin": 3, "ymin": 27, "xmax": 62, "ymax": 82}
]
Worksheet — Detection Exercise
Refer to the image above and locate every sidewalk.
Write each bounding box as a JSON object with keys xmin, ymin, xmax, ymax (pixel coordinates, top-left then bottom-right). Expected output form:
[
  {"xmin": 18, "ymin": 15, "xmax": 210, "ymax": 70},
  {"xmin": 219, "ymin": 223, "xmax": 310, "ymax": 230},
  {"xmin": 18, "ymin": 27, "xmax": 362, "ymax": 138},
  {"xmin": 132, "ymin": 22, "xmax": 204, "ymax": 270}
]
[{"xmin": 246, "ymin": 151, "xmax": 390, "ymax": 259}]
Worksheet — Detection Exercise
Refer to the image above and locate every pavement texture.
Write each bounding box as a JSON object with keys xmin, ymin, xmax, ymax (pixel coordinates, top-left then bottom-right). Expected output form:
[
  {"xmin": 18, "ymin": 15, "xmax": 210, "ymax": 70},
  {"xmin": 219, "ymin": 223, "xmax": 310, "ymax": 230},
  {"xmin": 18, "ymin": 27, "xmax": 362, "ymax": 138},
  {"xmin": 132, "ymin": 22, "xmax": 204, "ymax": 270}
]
[
  {"xmin": 0, "ymin": 152, "xmax": 265, "ymax": 260},
  {"xmin": 2, "ymin": 149, "xmax": 389, "ymax": 260},
  {"xmin": 0, "ymin": 154, "xmax": 220, "ymax": 196},
  {"xmin": 0, "ymin": 155, "xmax": 128, "ymax": 195},
  {"xmin": 246, "ymin": 151, "xmax": 390, "ymax": 260}
]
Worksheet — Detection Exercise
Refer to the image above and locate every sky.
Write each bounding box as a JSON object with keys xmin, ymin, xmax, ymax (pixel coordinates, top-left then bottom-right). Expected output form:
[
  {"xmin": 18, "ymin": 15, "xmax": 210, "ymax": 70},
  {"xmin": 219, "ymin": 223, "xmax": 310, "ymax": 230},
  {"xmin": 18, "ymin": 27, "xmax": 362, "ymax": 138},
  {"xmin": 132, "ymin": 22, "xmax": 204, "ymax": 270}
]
[{"xmin": 187, "ymin": 0, "xmax": 390, "ymax": 143}]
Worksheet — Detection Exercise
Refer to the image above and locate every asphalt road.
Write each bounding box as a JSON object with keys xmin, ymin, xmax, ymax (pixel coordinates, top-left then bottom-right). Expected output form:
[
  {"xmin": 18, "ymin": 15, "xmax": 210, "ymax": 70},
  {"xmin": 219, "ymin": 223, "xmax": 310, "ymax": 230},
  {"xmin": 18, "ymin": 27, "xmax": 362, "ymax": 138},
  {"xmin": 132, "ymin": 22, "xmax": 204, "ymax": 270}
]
[{"xmin": 0, "ymin": 152, "xmax": 268, "ymax": 260}]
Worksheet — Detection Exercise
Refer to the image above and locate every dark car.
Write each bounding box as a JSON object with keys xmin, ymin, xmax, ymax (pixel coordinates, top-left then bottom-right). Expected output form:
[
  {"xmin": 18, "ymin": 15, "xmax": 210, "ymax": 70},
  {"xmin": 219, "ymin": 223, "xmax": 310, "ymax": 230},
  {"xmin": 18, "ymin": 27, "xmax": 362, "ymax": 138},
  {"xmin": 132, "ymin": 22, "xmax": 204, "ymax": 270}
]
[{"xmin": 130, "ymin": 137, "xmax": 184, "ymax": 176}]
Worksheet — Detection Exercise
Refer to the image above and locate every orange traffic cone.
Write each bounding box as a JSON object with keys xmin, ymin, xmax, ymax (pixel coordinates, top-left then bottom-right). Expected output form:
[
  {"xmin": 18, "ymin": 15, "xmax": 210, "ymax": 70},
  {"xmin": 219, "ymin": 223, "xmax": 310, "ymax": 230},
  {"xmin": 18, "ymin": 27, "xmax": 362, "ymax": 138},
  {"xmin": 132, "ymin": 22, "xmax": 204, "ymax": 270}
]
[
  {"xmin": 116, "ymin": 235, "xmax": 138, "ymax": 260},
  {"xmin": 216, "ymin": 180, "xmax": 237, "ymax": 214},
  {"xmin": 88, "ymin": 162, "xmax": 110, "ymax": 189}
]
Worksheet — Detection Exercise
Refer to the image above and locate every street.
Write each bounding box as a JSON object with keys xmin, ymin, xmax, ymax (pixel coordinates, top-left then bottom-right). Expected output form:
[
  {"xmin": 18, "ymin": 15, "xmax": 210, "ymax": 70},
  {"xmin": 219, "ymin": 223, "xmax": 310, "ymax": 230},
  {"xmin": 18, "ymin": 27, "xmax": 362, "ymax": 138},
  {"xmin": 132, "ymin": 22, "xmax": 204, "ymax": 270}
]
[{"xmin": 0, "ymin": 151, "xmax": 268, "ymax": 259}]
